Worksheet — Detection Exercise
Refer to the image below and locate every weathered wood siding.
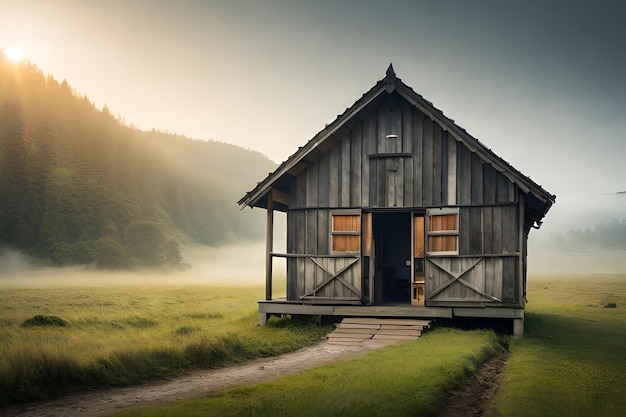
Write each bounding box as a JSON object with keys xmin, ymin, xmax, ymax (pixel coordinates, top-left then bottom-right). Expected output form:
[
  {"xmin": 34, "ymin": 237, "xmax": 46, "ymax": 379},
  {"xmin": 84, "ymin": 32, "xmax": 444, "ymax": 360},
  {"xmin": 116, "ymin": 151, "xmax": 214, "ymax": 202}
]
[
  {"xmin": 286, "ymin": 209, "xmax": 361, "ymax": 301},
  {"xmin": 285, "ymin": 91, "xmax": 522, "ymax": 305},
  {"xmin": 289, "ymin": 92, "xmax": 518, "ymax": 210}
]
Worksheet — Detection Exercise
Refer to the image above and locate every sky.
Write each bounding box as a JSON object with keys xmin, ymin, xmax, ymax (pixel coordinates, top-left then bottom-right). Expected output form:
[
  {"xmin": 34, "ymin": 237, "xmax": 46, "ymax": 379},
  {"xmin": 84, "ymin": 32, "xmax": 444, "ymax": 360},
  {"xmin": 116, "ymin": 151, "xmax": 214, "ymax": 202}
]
[{"xmin": 1, "ymin": 0, "xmax": 625, "ymax": 233}]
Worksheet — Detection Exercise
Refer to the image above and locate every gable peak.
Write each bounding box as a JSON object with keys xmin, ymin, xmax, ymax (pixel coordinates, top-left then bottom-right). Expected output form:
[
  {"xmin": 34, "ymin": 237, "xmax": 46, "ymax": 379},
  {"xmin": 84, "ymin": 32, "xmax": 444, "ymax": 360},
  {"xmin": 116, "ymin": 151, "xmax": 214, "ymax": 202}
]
[{"xmin": 386, "ymin": 63, "xmax": 395, "ymax": 78}]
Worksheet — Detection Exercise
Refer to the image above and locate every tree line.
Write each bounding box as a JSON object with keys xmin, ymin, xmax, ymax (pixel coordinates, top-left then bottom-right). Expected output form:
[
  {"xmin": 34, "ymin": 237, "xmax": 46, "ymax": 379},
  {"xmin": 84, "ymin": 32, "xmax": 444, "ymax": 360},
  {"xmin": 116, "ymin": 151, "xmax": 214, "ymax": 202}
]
[
  {"xmin": 0, "ymin": 56, "xmax": 276, "ymax": 269},
  {"xmin": 550, "ymin": 218, "xmax": 626, "ymax": 249}
]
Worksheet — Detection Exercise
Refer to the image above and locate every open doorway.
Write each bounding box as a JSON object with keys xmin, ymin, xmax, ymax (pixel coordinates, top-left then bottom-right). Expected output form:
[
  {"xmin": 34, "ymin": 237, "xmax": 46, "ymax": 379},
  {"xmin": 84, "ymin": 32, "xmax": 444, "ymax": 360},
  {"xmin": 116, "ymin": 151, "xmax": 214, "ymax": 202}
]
[{"xmin": 372, "ymin": 212, "xmax": 411, "ymax": 304}]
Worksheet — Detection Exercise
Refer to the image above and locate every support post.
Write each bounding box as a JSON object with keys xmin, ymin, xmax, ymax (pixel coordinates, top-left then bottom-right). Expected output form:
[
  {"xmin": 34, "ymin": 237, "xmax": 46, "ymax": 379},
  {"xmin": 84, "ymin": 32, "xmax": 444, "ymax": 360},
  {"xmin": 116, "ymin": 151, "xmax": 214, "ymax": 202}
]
[
  {"xmin": 513, "ymin": 312, "xmax": 524, "ymax": 337},
  {"xmin": 265, "ymin": 190, "xmax": 274, "ymax": 301}
]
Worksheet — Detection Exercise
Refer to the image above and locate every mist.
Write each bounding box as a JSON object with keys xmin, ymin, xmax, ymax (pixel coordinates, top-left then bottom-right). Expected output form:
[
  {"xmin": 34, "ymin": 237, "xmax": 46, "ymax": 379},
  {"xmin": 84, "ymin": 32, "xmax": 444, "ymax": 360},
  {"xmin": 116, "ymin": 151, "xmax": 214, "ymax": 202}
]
[{"xmin": 0, "ymin": 242, "xmax": 282, "ymax": 289}]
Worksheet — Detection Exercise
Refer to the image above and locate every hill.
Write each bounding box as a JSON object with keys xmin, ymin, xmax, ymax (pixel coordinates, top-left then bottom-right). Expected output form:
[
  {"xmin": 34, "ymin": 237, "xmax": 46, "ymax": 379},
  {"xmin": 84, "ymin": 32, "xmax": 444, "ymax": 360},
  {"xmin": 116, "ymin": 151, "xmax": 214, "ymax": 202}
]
[{"xmin": 0, "ymin": 56, "xmax": 276, "ymax": 268}]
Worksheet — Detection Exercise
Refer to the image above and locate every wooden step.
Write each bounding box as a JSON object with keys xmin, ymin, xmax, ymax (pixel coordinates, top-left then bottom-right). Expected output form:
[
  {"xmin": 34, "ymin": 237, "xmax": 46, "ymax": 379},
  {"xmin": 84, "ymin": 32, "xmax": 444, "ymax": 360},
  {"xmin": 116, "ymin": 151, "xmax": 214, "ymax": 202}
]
[
  {"xmin": 326, "ymin": 317, "xmax": 432, "ymax": 345},
  {"xmin": 341, "ymin": 318, "xmax": 432, "ymax": 327}
]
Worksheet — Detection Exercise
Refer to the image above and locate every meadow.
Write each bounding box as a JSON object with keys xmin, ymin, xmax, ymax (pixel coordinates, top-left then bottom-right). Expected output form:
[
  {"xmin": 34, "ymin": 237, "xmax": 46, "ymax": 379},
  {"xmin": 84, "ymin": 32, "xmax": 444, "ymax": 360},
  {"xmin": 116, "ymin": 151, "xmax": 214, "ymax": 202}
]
[
  {"xmin": 1, "ymin": 274, "xmax": 624, "ymax": 417},
  {"xmin": 108, "ymin": 274, "xmax": 626, "ymax": 417},
  {"xmin": 0, "ymin": 279, "xmax": 326, "ymax": 405},
  {"xmin": 493, "ymin": 274, "xmax": 626, "ymax": 417}
]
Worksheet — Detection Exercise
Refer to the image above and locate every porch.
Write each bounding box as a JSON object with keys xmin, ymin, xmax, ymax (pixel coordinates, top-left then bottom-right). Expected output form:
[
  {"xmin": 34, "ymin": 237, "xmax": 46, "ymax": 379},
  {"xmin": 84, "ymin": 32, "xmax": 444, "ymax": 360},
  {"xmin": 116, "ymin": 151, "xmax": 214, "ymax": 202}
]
[{"xmin": 258, "ymin": 298, "xmax": 525, "ymax": 329}]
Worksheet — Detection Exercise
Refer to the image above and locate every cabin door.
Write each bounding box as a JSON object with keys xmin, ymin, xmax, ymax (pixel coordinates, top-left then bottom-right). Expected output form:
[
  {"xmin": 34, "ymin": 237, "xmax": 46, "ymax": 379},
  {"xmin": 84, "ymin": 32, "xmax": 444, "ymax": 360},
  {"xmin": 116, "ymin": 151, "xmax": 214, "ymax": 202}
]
[{"xmin": 371, "ymin": 212, "xmax": 412, "ymax": 304}]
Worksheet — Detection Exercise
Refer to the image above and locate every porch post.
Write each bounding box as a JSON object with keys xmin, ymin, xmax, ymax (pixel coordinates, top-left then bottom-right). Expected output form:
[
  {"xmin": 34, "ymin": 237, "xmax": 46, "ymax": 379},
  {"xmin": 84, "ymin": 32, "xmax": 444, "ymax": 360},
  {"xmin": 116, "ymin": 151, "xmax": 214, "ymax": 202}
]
[{"xmin": 265, "ymin": 189, "xmax": 274, "ymax": 301}]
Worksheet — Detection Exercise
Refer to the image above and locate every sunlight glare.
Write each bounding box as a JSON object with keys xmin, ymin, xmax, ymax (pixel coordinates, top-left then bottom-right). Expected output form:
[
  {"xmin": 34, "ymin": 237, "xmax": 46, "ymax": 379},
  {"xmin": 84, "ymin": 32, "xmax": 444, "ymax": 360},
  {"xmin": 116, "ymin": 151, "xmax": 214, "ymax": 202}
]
[{"xmin": 3, "ymin": 46, "xmax": 24, "ymax": 62}]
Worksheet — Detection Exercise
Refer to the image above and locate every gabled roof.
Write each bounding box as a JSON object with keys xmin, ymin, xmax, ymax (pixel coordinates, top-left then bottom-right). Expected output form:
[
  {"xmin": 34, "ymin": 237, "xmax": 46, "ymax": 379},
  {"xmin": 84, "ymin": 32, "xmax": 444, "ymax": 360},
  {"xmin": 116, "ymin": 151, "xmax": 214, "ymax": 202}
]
[{"xmin": 239, "ymin": 65, "xmax": 555, "ymax": 224}]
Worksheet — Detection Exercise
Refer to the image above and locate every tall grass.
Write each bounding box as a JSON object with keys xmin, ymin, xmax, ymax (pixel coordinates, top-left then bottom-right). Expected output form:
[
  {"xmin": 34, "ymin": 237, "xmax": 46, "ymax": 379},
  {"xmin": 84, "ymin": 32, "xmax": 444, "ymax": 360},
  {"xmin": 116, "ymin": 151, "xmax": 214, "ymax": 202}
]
[
  {"xmin": 0, "ymin": 284, "xmax": 329, "ymax": 405},
  {"xmin": 110, "ymin": 329, "xmax": 500, "ymax": 417},
  {"xmin": 492, "ymin": 275, "xmax": 626, "ymax": 417}
]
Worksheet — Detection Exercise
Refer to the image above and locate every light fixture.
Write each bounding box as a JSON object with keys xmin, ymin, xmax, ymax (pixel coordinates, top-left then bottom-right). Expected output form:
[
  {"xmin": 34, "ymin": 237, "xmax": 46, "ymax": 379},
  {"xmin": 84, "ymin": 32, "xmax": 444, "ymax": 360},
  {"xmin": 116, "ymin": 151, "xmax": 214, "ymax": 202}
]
[{"xmin": 385, "ymin": 134, "xmax": 398, "ymax": 139}]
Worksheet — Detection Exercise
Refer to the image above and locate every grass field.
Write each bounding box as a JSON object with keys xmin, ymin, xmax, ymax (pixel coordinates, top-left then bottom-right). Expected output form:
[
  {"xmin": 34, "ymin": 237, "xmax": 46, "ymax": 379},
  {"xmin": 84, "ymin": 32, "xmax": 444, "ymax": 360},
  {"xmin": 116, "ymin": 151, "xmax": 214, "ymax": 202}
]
[
  {"xmin": 493, "ymin": 274, "xmax": 626, "ymax": 417},
  {"xmin": 110, "ymin": 329, "xmax": 499, "ymax": 417},
  {"xmin": 108, "ymin": 274, "xmax": 626, "ymax": 417},
  {"xmin": 0, "ymin": 281, "xmax": 326, "ymax": 405},
  {"xmin": 2, "ymin": 274, "xmax": 624, "ymax": 416}
]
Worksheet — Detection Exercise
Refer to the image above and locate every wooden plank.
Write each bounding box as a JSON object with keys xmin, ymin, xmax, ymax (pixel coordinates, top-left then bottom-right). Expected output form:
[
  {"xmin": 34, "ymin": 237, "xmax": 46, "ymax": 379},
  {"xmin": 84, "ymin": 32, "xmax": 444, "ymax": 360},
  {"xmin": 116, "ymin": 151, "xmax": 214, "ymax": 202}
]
[
  {"xmin": 380, "ymin": 324, "xmax": 425, "ymax": 330},
  {"xmin": 376, "ymin": 330, "xmax": 422, "ymax": 337},
  {"xmin": 493, "ymin": 257, "xmax": 503, "ymax": 300},
  {"xmin": 327, "ymin": 339, "xmax": 370, "ymax": 344},
  {"xmin": 484, "ymin": 257, "xmax": 497, "ymax": 300},
  {"xmin": 341, "ymin": 132, "xmax": 351, "ymax": 207},
  {"xmin": 496, "ymin": 171, "xmax": 510, "ymax": 203},
  {"xmin": 350, "ymin": 125, "xmax": 362, "ymax": 206},
  {"xmin": 317, "ymin": 209, "xmax": 329, "ymax": 255},
  {"xmin": 459, "ymin": 208, "xmax": 470, "ymax": 255},
  {"xmin": 492, "ymin": 206, "xmax": 503, "ymax": 254},
  {"xmin": 447, "ymin": 134, "xmax": 457, "ymax": 205},
  {"xmin": 471, "ymin": 153, "xmax": 483, "ymax": 204},
  {"xmin": 337, "ymin": 323, "xmax": 380, "ymax": 329},
  {"xmin": 265, "ymin": 193, "xmax": 274, "ymax": 301},
  {"xmin": 341, "ymin": 318, "xmax": 431, "ymax": 326},
  {"xmin": 432, "ymin": 123, "xmax": 442, "ymax": 206},
  {"xmin": 422, "ymin": 116, "xmax": 433, "ymax": 206},
  {"xmin": 482, "ymin": 207, "xmax": 493, "ymax": 254},
  {"xmin": 318, "ymin": 152, "xmax": 330, "ymax": 207},
  {"xmin": 295, "ymin": 210, "xmax": 306, "ymax": 298},
  {"xmin": 459, "ymin": 145, "xmax": 471, "ymax": 205},
  {"xmin": 397, "ymin": 157, "xmax": 405, "ymax": 206},
  {"xmin": 296, "ymin": 171, "xmax": 307, "ymax": 208},
  {"xmin": 413, "ymin": 109, "xmax": 424, "ymax": 206},
  {"xmin": 414, "ymin": 216, "xmax": 425, "ymax": 258},
  {"xmin": 483, "ymin": 163, "xmax": 496, "ymax": 204},
  {"xmin": 502, "ymin": 205, "xmax": 518, "ymax": 253},
  {"xmin": 306, "ymin": 159, "xmax": 318, "ymax": 208},
  {"xmin": 377, "ymin": 158, "xmax": 386, "ymax": 208},
  {"xmin": 331, "ymin": 328, "xmax": 377, "ymax": 335},
  {"xmin": 377, "ymin": 107, "xmax": 387, "ymax": 154},
  {"xmin": 329, "ymin": 142, "xmax": 340, "ymax": 207},
  {"xmin": 287, "ymin": 211, "xmax": 297, "ymax": 301},
  {"xmin": 502, "ymin": 256, "xmax": 517, "ymax": 303},
  {"xmin": 328, "ymin": 332, "xmax": 373, "ymax": 339},
  {"xmin": 469, "ymin": 207, "xmax": 483, "ymax": 255},
  {"xmin": 362, "ymin": 212, "xmax": 372, "ymax": 257},
  {"xmin": 305, "ymin": 210, "xmax": 317, "ymax": 254},
  {"xmin": 369, "ymin": 159, "xmax": 378, "ymax": 207},
  {"xmin": 441, "ymin": 130, "xmax": 448, "ymax": 204},
  {"xmin": 400, "ymin": 101, "xmax": 414, "ymax": 207},
  {"xmin": 372, "ymin": 334, "xmax": 418, "ymax": 340},
  {"xmin": 402, "ymin": 100, "xmax": 413, "ymax": 153},
  {"xmin": 362, "ymin": 117, "xmax": 372, "ymax": 207},
  {"xmin": 386, "ymin": 157, "xmax": 398, "ymax": 207}
]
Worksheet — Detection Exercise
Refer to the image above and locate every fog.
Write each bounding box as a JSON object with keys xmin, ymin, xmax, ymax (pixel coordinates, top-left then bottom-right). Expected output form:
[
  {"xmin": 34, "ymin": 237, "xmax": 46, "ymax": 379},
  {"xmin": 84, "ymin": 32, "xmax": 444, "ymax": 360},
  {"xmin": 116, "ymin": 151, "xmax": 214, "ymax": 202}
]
[
  {"xmin": 0, "ymin": 242, "xmax": 285, "ymax": 289},
  {"xmin": 1, "ymin": 198, "xmax": 624, "ymax": 289}
]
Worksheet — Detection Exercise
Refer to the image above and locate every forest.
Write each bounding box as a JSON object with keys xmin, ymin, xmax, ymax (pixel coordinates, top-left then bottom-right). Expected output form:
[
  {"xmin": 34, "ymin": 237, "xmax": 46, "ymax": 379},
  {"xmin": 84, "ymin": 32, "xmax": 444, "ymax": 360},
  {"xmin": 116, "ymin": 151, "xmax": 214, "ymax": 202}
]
[
  {"xmin": 551, "ymin": 217, "xmax": 626, "ymax": 249},
  {"xmin": 0, "ymin": 56, "xmax": 276, "ymax": 269}
]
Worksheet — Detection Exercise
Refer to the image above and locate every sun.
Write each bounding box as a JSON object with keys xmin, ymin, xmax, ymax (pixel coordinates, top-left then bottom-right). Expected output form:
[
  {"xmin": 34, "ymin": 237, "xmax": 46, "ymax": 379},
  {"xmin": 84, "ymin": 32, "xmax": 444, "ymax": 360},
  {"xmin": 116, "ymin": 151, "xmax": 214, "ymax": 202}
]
[{"xmin": 3, "ymin": 46, "xmax": 24, "ymax": 62}]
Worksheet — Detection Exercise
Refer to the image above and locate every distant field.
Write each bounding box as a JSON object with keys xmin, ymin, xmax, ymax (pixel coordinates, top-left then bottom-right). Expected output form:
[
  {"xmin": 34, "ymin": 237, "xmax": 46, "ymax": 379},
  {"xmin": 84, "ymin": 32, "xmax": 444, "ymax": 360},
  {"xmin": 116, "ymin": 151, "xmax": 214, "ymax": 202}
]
[{"xmin": 0, "ymin": 281, "xmax": 324, "ymax": 405}]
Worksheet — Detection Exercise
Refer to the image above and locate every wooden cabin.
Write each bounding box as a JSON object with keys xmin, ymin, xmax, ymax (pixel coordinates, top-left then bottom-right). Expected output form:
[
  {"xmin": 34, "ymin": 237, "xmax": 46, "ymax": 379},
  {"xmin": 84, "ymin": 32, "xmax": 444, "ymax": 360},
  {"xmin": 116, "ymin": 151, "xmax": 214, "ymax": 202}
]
[{"xmin": 238, "ymin": 65, "xmax": 555, "ymax": 336}]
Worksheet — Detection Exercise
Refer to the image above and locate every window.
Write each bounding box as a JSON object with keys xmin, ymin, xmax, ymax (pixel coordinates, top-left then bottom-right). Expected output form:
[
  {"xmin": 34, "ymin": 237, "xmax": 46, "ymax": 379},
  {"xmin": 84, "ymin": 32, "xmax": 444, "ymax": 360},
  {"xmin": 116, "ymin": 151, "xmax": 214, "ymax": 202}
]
[
  {"xmin": 427, "ymin": 208, "xmax": 459, "ymax": 255},
  {"xmin": 331, "ymin": 212, "xmax": 360, "ymax": 253}
]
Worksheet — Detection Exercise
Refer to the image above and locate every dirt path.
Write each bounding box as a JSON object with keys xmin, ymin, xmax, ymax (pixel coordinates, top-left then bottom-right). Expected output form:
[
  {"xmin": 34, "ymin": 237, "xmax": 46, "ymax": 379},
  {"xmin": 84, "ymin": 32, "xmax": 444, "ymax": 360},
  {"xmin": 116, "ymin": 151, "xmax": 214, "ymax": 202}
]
[
  {"xmin": 2, "ymin": 340, "xmax": 391, "ymax": 417},
  {"xmin": 438, "ymin": 347, "xmax": 509, "ymax": 417},
  {"xmin": 3, "ymin": 339, "xmax": 507, "ymax": 417}
]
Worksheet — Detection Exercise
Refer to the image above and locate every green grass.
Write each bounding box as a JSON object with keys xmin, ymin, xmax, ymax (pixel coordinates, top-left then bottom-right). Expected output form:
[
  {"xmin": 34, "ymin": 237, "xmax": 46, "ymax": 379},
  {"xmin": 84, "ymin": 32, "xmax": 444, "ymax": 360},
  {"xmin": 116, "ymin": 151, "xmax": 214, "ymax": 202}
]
[
  {"xmin": 0, "ymin": 283, "xmax": 329, "ymax": 405},
  {"xmin": 492, "ymin": 274, "xmax": 626, "ymax": 417},
  {"xmin": 110, "ymin": 328, "xmax": 499, "ymax": 417}
]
